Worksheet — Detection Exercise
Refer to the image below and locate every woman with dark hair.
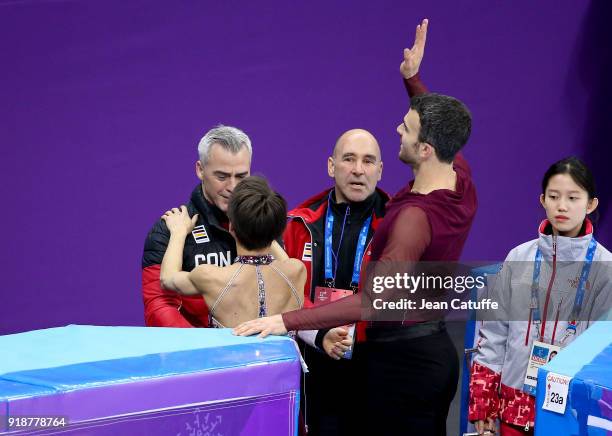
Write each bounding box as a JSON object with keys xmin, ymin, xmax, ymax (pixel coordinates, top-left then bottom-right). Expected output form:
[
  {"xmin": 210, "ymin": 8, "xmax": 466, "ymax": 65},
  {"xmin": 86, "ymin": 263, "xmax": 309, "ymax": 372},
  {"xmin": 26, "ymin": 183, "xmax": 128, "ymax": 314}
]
[
  {"xmin": 469, "ymin": 157, "xmax": 612, "ymax": 435},
  {"xmin": 159, "ymin": 176, "xmax": 304, "ymax": 328}
]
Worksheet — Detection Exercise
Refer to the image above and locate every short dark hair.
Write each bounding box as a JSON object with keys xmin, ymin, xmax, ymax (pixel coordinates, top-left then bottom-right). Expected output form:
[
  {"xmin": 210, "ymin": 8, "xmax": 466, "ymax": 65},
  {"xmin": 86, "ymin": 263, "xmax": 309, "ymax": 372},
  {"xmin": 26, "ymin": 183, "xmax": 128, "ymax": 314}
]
[
  {"xmin": 410, "ymin": 93, "xmax": 472, "ymax": 163},
  {"xmin": 227, "ymin": 176, "xmax": 287, "ymax": 250},
  {"xmin": 542, "ymin": 157, "xmax": 596, "ymax": 199}
]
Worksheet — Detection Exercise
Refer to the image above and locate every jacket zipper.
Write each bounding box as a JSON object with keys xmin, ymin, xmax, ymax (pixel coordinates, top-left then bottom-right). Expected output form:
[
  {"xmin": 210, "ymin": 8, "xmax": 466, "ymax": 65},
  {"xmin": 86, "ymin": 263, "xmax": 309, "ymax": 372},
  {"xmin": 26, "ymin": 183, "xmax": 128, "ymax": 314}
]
[
  {"xmin": 539, "ymin": 235, "xmax": 557, "ymax": 342},
  {"xmin": 551, "ymin": 298, "xmax": 563, "ymax": 345},
  {"xmin": 525, "ymin": 309, "xmax": 533, "ymax": 346}
]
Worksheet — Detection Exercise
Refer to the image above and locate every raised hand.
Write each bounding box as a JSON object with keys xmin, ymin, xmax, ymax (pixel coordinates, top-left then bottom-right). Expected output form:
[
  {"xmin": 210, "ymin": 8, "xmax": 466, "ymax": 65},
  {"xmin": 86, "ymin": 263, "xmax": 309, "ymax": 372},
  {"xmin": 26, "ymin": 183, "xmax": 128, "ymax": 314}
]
[
  {"xmin": 400, "ymin": 18, "xmax": 428, "ymax": 80},
  {"xmin": 162, "ymin": 205, "xmax": 198, "ymax": 236}
]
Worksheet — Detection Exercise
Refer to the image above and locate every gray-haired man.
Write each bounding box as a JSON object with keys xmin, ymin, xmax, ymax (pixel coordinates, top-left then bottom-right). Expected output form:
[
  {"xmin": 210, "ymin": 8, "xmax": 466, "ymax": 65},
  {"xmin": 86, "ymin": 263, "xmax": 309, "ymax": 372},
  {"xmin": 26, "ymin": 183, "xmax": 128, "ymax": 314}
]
[{"xmin": 142, "ymin": 125, "xmax": 251, "ymax": 327}]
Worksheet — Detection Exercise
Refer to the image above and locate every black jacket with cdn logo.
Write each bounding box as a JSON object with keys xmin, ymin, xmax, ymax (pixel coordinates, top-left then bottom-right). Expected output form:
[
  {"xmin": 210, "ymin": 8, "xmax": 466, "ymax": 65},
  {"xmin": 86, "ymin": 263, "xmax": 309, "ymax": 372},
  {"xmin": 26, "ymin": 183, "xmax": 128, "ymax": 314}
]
[{"xmin": 141, "ymin": 184, "xmax": 237, "ymax": 327}]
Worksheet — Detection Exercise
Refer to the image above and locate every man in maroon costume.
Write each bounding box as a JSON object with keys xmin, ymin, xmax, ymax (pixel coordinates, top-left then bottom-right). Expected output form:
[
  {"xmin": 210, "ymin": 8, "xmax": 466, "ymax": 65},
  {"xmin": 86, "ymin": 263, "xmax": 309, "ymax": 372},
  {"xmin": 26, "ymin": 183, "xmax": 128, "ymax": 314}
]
[{"xmin": 235, "ymin": 19, "xmax": 477, "ymax": 435}]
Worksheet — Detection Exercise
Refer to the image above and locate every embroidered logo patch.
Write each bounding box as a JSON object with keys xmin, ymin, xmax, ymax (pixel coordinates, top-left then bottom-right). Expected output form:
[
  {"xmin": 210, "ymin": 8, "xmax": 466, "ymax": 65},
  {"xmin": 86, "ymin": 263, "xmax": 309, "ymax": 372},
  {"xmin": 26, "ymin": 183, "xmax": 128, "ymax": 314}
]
[
  {"xmin": 192, "ymin": 225, "xmax": 210, "ymax": 244},
  {"xmin": 302, "ymin": 242, "xmax": 312, "ymax": 261}
]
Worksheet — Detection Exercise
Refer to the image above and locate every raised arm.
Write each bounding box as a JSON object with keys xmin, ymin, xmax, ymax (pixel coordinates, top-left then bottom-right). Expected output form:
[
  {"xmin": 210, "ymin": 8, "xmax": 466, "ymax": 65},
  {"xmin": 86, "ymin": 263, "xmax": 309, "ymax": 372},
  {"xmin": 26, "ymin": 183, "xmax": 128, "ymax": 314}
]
[
  {"xmin": 232, "ymin": 20, "xmax": 438, "ymax": 338},
  {"xmin": 401, "ymin": 19, "xmax": 470, "ymax": 170},
  {"xmin": 401, "ymin": 18, "xmax": 429, "ymax": 97},
  {"xmin": 159, "ymin": 206, "xmax": 200, "ymax": 295}
]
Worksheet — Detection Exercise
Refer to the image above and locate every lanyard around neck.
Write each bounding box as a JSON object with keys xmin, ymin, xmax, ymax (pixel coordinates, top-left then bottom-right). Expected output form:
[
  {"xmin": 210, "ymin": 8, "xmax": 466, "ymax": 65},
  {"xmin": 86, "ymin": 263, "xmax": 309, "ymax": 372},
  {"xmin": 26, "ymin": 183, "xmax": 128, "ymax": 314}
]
[
  {"xmin": 323, "ymin": 193, "xmax": 372, "ymax": 289},
  {"xmin": 530, "ymin": 235, "xmax": 597, "ymax": 341}
]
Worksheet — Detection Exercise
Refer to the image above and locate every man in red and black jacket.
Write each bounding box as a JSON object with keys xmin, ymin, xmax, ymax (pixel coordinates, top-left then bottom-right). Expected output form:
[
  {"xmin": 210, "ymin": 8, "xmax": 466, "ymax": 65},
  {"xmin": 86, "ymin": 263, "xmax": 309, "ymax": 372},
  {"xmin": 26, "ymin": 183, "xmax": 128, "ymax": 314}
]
[
  {"xmin": 141, "ymin": 125, "xmax": 252, "ymax": 327},
  {"xmin": 282, "ymin": 129, "xmax": 388, "ymax": 436}
]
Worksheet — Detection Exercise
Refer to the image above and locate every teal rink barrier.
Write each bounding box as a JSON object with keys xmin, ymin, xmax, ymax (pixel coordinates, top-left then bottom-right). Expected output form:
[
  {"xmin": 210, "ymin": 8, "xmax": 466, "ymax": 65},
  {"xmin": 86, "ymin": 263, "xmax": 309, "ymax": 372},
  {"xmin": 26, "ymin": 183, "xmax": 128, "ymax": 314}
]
[
  {"xmin": 0, "ymin": 326, "xmax": 301, "ymax": 435},
  {"xmin": 535, "ymin": 317, "xmax": 612, "ymax": 436}
]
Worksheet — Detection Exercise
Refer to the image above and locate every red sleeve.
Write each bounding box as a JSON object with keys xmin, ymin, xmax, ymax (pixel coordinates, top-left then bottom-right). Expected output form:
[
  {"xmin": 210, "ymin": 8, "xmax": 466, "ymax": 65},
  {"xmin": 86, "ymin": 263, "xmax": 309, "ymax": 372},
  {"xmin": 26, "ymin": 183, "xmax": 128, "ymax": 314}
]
[
  {"xmin": 380, "ymin": 207, "xmax": 430, "ymax": 262},
  {"xmin": 282, "ymin": 221, "xmax": 299, "ymax": 258},
  {"xmin": 283, "ymin": 219, "xmax": 313, "ymax": 302},
  {"xmin": 403, "ymin": 73, "xmax": 428, "ymax": 97},
  {"xmin": 468, "ymin": 362, "xmax": 501, "ymax": 422},
  {"xmin": 142, "ymin": 264, "xmax": 195, "ymax": 327}
]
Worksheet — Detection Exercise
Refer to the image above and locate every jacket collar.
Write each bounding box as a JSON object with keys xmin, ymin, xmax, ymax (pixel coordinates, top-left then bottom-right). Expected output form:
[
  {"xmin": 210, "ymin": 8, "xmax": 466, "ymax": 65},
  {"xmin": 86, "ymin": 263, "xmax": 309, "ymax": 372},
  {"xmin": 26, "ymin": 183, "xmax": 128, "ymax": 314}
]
[
  {"xmin": 190, "ymin": 184, "xmax": 228, "ymax": 230},
  {"xmin": 288, "ymin": 187, "xmax": 390, "ymax": 224},
  {"xmin": 537, "ymin": 218, "xmax": 594, "ymax": 261},
  {"xmin": 328, "ymin": 189, "xmax": 378, "ymax": 222}
]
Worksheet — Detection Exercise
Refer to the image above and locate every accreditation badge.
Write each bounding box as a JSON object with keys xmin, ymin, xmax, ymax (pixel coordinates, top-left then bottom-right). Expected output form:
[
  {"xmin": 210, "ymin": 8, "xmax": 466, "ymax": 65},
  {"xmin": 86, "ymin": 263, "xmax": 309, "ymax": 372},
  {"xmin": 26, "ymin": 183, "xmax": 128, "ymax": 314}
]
[
  {"xmin": 313, "ymin": 286, "xmax": 356, "ymax": 359},
  {"xmin": 522, "ymin": 340, "xmax": 561, "ymax": 395},
  {"xmin": 313, "ymin": 286, "xmax": 353, "ymax": 304}
]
